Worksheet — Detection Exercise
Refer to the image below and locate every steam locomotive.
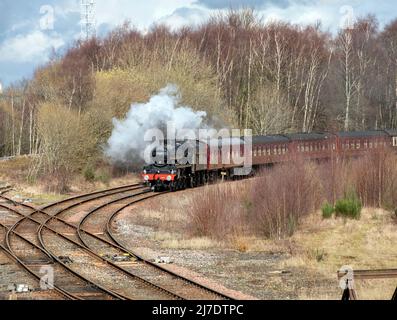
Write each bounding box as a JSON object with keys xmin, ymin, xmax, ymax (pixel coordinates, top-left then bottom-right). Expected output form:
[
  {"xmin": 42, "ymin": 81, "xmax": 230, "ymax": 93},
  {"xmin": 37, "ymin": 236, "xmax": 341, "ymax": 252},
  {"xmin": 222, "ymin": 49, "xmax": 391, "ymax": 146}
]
[{"xmin": 142, "ymin": 130, "xmax": 397, "ymax": 191}]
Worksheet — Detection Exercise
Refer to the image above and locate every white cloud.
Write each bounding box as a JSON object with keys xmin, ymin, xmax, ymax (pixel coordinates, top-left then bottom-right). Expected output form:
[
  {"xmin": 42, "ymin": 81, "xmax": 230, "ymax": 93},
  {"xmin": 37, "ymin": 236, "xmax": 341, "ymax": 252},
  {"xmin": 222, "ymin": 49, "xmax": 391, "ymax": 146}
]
[
  {"xmin": 93, "ymin": 0, "xmax": 197, "ymax": 29},
  {"xmin": 0, "ymin": 30, "xmax": 64, "ymax": 63},
  {"xmin": 157, "ymin": 7, "xmax": 210, "ymax": 30},
  {"xmin": 48, "ymin": 0, "xmax": 397, "ymax": 35}
]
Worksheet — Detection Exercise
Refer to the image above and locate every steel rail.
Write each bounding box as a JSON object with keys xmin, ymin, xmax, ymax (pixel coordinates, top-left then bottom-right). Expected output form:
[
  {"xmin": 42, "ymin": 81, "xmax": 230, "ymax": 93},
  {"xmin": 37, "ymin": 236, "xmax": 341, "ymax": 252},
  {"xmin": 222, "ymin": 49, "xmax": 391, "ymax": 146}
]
[
  {"xmin": 338, "ymin": 268, "xmax": 397, "ymax": 300},
  {"xmin": 0, "ymin": 212, "xmax": 121, "ymax": 300},
  {"xmin": 338, "ymin": 269, "xmax": 397, "ymax": 280},
  {"xmin": 1, "ymin": 188, "xmax": 183, "ymax": 300},
  {"xmin": 31, "ymin": 189, "xmax": 232, "ymax": 300},
  {"xmin": 0, "ymin": 219, "xmax": 76, "ymax": 300},
  {"xmin": 0, "ymin": 204, "xmax": 126, "ymax": 300},
  {"xmin": 1, "ymin": 184, "xmax": 234, "ymax": 300},
  {"xmin": 0, "ymin": 185, "xmax": 145, "ymax": 256}
]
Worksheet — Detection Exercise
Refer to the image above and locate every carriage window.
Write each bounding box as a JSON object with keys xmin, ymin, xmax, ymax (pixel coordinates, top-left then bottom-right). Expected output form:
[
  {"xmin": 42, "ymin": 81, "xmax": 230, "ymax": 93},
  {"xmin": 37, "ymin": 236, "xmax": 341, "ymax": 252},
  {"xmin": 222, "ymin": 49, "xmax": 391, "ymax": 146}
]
[
  {"xmin": 369, "ymin": 142, "xmax": 373, "ymax": 148},
  {"xmin": 364, "ymin": 141, "xmax": 368, "ymax": 148},
  {"xmin": 258, "ymin": 147, "xmax": 261, "ymax": 156},
  {"xmin": 394, "ymin": 137, "xmax": 397, "ymax": 146},
  {"xmin": 356, "ymin": 141, "xmax": 360, "ymax": 149},
  {"xmin": 254, "ymin": 148, "xmax": 257, "ymax": 157}
]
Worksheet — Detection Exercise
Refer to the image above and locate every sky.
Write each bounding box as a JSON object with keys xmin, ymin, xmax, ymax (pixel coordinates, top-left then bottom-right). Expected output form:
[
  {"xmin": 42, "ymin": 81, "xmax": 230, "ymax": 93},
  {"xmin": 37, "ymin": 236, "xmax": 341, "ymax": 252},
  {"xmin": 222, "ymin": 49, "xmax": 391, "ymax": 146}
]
[{"xmin": 0, "ymin": 0, "xmax": 396, "ymax": 89}]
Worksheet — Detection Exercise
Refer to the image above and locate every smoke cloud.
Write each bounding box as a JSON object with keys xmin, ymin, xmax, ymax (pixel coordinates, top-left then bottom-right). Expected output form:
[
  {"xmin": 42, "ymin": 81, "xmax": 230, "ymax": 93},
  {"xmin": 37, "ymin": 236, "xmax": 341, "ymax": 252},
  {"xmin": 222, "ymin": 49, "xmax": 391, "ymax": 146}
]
[{"xmin": 104, "ymin": 84, "xmax": 208, "ymax": 165}]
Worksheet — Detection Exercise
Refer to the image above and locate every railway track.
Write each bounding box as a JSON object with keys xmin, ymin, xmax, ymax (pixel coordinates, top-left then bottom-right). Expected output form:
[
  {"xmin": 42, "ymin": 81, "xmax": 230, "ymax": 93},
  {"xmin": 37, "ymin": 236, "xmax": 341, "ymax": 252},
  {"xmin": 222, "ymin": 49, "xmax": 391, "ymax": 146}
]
[
  {"xmin": 0, "ymin": 185, "xmax": 233, "ymax": 300},
  {"xmin": 0, "ymin": 206, "xmax": 120, "ymax": 300},
  {"xmin": 73, "ymin": 191, "xmax": 232, "ymax": 300},
  {"xmin": 337, "ymin": 269, "xmax": 397, "ymax": 300},
  {"xmin": 1, "ymin": 186, "xmax": 181, "ymax": 300}
]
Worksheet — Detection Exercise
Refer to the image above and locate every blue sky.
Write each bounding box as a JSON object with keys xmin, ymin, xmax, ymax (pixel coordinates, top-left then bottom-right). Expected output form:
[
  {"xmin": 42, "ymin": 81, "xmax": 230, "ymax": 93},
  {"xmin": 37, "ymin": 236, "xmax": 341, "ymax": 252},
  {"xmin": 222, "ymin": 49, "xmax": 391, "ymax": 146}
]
[{"xmin": 0, "ymin": 0, "xmax": 396, "ymax": 89}]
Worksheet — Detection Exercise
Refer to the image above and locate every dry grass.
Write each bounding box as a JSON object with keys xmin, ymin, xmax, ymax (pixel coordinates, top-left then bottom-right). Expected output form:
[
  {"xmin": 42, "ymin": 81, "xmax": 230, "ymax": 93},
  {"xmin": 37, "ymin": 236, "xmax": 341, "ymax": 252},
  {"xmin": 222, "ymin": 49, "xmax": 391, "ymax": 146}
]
[
  {"xmin": 289, "ymin": 208, "xmax": 397, "ymax": 272},
  {"xmin": 0, "ymin": 156, "xmax": 32, "ymax": 183},
  {"xmin": 151, "ymin": 231, "xmax": 221, "ymax": 250},
  {"xmin": 278, "ymin": 208, "xmax": 397, "ymax": 300},
  {"xmin": 162, "ymin": 237, "xmax": 221, "ymax": 250}
]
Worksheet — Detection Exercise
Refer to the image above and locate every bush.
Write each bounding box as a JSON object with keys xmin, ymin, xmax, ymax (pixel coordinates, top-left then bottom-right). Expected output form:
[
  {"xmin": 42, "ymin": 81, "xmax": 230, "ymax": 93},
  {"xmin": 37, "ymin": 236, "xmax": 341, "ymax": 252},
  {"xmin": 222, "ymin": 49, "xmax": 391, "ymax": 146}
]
[
  {"xmin": 250, "ymin": 158, "xmax": 322, "ymax": 239},
  {"xmin": 34, "ymin": 103, "xmax": 97, "ymax": 193},
  {"xmin": 335, "ymin": 192, "xmax": 362, "ymax": 220},
  {"xmin": 188, "ymin": 184, "xmax": 248, "ymax": 240},
  {"xmin": 322, "ymin": 202, "xmax": 335, "ymax": 219},
  {"xmin": 96, "ymin": 169, "xmax": 111, "ymax": 185},
  {"xmin": 83, "ymin": 165, "xmax": 95, "ymax": 182}
]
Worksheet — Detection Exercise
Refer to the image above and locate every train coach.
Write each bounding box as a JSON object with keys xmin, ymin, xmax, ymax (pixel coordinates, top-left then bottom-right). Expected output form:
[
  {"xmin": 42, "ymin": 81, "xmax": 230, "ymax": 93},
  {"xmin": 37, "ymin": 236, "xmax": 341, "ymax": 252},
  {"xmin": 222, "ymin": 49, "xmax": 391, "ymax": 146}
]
[{"xmin": 142, "ymin": 130, "xmax": 397, "ymax": 191}]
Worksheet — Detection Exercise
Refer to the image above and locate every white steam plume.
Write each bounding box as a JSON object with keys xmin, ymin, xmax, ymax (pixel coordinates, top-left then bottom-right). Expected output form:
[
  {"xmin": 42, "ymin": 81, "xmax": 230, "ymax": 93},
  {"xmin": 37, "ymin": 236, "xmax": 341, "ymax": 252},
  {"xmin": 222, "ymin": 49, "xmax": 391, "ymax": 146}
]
[{"xmin": 104, "ymin": 85, "xmax": 207, "ymax": 165}]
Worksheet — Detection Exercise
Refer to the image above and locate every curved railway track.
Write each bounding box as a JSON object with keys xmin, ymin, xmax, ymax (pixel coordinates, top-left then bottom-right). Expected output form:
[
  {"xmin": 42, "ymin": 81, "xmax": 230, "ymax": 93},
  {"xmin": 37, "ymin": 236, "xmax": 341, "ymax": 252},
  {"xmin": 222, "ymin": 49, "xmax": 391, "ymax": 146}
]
[
  {"xmin": 0, "ymin": 206, "xmax": 120, "ymax": 300},
  {"xmin": 1, "ymin": 186, "xmax": 181, "ymax": 300},
  {"xmin": 0, "ymin": 184, "xmax": 234, "ymax": 300}
]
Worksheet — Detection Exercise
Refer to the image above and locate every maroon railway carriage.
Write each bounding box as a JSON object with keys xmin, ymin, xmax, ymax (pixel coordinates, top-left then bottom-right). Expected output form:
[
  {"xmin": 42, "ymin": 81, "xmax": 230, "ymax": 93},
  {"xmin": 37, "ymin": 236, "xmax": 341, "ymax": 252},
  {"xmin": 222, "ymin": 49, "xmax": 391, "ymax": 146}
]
[
  {"xmin": 251, "ymin": 135, "xmax": 290, "ymax": 166},
  {"xmin": 251, "ymin": 132, "xmax": 336, "ymax": 168},
  {"xmin": 251, "ymin": 130, "xmax": 397, "ymax": 168},
  {"xmin": 336, "ymin": 131, "xmax": 391, "ymax": 157}
]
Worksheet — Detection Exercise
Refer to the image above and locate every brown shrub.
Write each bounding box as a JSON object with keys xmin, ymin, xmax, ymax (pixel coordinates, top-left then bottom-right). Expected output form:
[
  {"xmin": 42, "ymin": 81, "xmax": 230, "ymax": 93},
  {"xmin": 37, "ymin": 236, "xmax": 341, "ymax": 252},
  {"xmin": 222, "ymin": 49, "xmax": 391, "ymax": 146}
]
[
  {"xmin": 350, "ymin": 151, "xmax": 397, "ymax": 209},
  {"xmin": 250, "ymin": 157, "xmax": 322, "ymax": 239},
  {"xmin": 318, "ymin": 150, "xmax": 397, "ymax": 209},
  {"xmin": 187, "ymin": 183, "xmax": 250, "ymax": 240},
  {"xmin": 187, "ymin": 151, "xmax": 397, "ymax": 241}
]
